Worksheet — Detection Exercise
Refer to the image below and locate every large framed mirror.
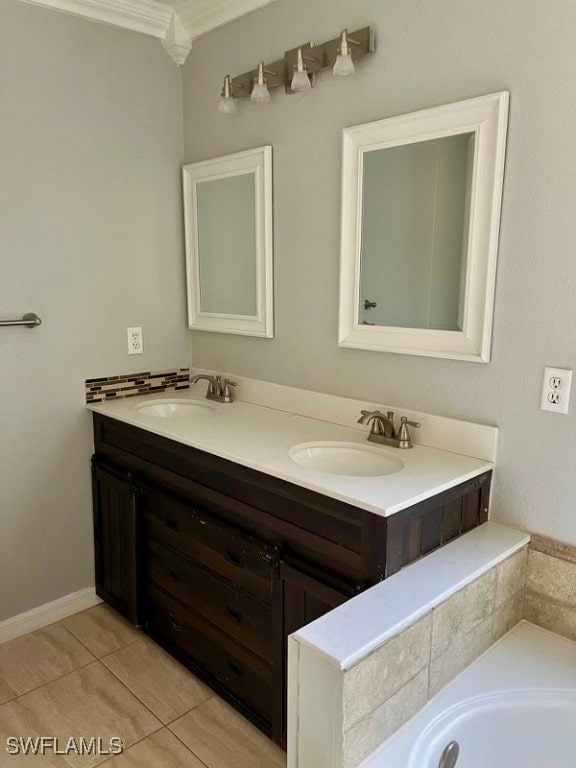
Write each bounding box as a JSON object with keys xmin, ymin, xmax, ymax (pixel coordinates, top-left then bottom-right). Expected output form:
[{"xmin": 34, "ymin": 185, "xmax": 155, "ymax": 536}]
[
  {"xmin": 338, "ymin": 92, "xmax": 509, "ymax": 362},
  {"xmin": 183, "ymin": 146, "xmax": 273, "ymax": 337}
]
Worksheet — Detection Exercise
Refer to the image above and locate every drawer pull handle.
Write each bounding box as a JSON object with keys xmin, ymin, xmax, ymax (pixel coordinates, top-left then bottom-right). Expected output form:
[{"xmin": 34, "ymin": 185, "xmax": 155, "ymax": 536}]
[
  {"xmin": 169, "ymin": 614, "xmax": 183, "ymax": 632},
  {"xmin": 228, "ymin": 660, "xmax": 244, "ymax": 677},
  {"xmin": 165, "ymin": 518, "xmax": 179, "ymax": 532},
  {"xmin": 225, "ymin": 550, "xmax": 244, "ymax": 567},
  {"xmin": 225, "ymin": 605, "xmax": 243, "ymax": 624}
]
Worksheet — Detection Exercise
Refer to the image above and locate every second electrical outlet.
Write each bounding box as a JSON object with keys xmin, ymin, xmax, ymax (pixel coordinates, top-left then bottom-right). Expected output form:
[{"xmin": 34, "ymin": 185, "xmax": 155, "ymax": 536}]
[
  {"xmin": 540, "ymin": 366, "xmax": 572, "ymax": 414},
  {"xmin": 127, "ymin": 327, "xmax": 143, "ymax": 355}
]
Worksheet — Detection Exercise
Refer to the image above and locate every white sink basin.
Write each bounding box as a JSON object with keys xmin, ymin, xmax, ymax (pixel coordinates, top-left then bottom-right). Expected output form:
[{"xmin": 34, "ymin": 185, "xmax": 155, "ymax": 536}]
[
  {"xmin": 136, "ymin": 399, "xmax": 215, "ymax": 418},
  {"xmin": 289, "ymin": 441, "xmax": 404, "ymax": 477}
]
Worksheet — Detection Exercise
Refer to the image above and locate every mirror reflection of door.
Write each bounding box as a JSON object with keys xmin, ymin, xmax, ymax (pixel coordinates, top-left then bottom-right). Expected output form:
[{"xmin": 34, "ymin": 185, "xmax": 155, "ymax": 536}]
[{"xmin": 358, "ymin": 132, "xmax": 475, "ymax": 331}]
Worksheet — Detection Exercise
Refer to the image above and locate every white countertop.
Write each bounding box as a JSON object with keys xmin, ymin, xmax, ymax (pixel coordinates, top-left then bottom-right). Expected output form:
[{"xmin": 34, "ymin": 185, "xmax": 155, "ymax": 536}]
[{"xmin": 87, "ymin": 389, "xmax": 493, "ymax": 518}]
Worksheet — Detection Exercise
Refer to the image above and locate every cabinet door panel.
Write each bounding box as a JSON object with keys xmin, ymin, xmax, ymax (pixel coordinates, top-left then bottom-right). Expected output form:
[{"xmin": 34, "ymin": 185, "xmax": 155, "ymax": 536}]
[
  {"xmin": 276, "ymin": 559, "xmax": 357, "ymax": 746},
  {"xmin": 92, "ymin": 460, "xmax": 140, "ymax": 624}
]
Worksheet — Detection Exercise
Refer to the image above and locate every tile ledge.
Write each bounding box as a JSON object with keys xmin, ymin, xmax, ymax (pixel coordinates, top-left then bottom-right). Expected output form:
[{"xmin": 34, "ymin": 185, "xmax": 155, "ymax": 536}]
[{"xmin": 292, "ymin": 522, "xmax": 530, "ymax": 671}]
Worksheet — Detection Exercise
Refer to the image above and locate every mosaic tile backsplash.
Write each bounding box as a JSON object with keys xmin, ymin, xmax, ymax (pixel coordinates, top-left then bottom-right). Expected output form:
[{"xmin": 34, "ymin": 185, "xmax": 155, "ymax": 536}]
[{"xmin": 85, "ymin": 368, "xmax": 190, "ymax": 403}]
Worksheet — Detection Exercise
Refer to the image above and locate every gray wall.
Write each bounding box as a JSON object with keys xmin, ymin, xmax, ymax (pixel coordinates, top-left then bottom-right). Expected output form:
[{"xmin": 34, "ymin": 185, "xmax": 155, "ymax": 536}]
[
  {"xmin": 0, "ymin": 0, "xmax": 188, "ymax": 620},
  {"xmin": 182, "ymin": 0, "xmax": 576, "ymax": 544}
]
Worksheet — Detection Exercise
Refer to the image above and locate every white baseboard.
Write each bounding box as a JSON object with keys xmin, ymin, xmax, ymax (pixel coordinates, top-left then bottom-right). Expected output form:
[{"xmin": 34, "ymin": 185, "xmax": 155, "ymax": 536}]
[{"xmin": 0, "ymin": 588, "xmax": 102, "ymax": 645}]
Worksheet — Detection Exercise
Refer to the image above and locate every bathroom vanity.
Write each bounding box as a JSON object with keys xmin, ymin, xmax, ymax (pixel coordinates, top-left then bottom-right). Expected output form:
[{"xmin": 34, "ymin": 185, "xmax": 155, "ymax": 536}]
[{"xmin": 88, "ymin": 390, "xmax": 492, "ymax": 747}]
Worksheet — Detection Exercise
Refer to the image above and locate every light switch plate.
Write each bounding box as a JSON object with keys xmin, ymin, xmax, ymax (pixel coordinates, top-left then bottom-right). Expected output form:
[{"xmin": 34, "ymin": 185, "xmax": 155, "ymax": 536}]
[{"xmin": 540, "ymin": 366, "xmax": 572, "ymax": 414}]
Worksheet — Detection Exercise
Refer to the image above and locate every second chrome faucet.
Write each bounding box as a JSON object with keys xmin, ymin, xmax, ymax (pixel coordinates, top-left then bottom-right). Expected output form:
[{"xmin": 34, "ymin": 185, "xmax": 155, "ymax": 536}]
[
  {"xmin": 358, "ymin": 410, "xmax": 421, "ymax": 449},
  {"xmin": 191, "ymin": 373, "xmax": 237, "ymax": 403}
]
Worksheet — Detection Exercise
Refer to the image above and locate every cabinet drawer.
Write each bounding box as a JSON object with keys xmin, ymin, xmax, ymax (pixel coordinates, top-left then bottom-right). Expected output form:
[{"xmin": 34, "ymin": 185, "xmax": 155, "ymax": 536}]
[
  {"xmin": 147, "ymin": 586, "xmax": 273, "ymax": 725},
  {"xmin": 143, "ymin": 487, "xmax": 275, "ymax": 604},
  {"xmin": 146, "ymin": 539, "xmax": 273, "ymax": 662}
]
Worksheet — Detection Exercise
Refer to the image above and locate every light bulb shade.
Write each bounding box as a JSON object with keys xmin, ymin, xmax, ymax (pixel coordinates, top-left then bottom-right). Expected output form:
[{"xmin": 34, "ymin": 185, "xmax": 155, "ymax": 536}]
[
  {"xmin": 251, "ymin": 82, "xmax": 271, "ymax": 103},
  {"xmin": 291, "ymin": 70, "xmax": 311, "ymax": 92},
  {"xmin": 218, "ymin": 95, "xmax": 236, "ymax": 114},
  {"xmin": 333, "ymin": 52, "xmax": 355, "ymax": 77}
]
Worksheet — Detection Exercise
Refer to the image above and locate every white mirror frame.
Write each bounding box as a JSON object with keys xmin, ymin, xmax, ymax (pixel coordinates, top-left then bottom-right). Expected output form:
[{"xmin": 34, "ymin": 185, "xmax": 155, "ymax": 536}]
[
  {"xmin": 183, "ymin": 146, "xmax": 273, "ymax": 337},
  {"xmin": 338, "ymin": 92, "xmax": 509, "ymax": 362}
]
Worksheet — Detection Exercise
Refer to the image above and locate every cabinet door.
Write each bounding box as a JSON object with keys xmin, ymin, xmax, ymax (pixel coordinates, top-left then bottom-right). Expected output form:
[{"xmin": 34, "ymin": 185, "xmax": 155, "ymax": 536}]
[
  {"xmin": 92, "ymin": 460, "xmax": 140, "ymax": 625},
  {"xmin": 275, "ymin": 558, "xmax": 358, "ymax": 746}
]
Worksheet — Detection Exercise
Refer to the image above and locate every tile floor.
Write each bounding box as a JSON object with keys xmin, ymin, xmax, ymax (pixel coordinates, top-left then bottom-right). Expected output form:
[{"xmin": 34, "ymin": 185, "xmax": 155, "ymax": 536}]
[{"xmin": 0, "ymin": 604, "xmax": 286, "ymax": 768}]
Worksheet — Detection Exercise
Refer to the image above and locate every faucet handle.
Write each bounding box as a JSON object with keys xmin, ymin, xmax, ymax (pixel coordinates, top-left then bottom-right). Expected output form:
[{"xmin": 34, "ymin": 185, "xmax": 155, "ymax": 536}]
[
  {"xmin": 222, "ymin": 379, "xmax": 237, "ymax": 402},
  {"xmin": 397, "ymin": 416, "xmax": 421, "ymax": 449}
]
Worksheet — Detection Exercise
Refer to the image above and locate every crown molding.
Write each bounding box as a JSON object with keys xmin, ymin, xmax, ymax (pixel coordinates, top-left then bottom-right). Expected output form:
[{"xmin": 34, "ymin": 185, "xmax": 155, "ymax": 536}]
[
  {"xmin": 162, "ymin": 9, "xmax": 192, "ymax": 65},
  {"xmin": 20, "ymin": 0, "xmax": 277, "ymax": 65},
  {"xmin": 175, "ymin": 0, "xmax": 277, "ymax": 40},
  {"xmin": 22, "ymin": 0, "xmax": 174, "ymax": 38}
]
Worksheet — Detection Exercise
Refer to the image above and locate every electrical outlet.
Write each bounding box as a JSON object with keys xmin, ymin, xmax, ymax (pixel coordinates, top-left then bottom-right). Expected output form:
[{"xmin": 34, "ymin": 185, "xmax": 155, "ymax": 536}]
[
  {"xmin": 127, "ymin": 327, "xmax": 143, "ymax": 355},
  {"xmin": 540, "ymin": 366, "xmax": 572, "ymax": 414}
]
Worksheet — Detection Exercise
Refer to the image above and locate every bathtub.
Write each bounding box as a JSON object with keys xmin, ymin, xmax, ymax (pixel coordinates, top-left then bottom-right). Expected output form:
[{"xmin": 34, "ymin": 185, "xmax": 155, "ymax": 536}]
[{"xmin": 361, "ymin": 621, "xmax": 576, "ymax": 768}]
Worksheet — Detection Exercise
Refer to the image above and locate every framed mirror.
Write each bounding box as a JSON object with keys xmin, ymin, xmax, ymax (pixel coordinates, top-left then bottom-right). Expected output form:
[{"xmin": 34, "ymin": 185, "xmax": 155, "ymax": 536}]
[
  {"xmin": 338, "ymin": 92, "xmax": 509, "ymax": 362},
  {"xmin": 183, "ymin": 146, "xmax": 273, "ymax": 337}
]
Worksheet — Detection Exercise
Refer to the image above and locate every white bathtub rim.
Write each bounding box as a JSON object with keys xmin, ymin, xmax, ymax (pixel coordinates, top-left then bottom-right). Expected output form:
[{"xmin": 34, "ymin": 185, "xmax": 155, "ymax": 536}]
[
  {"xmin": 359, "ymin": 621, "xmax": 576, "ymax": 768},
  {"xmin": 406, "ymin": 688, "xmax": 576, "ymax": 768}
]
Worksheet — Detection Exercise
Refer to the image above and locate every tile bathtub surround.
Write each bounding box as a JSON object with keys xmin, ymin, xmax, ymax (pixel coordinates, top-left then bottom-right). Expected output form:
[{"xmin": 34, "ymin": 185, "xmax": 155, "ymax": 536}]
[
  {"xmin": 85, "ymin": 368, "xmax": 190, "ymax": 404},
  {"xmin": 525, "ymin": 536, "xmax": 576, "ymax": 642},
  {"xmin": 338, "ymin": 548, "xmax": 527, "ymax": 767},
  {"xmin": 290, "ymin": 524, "xmax": 529, "ymax": 768}
]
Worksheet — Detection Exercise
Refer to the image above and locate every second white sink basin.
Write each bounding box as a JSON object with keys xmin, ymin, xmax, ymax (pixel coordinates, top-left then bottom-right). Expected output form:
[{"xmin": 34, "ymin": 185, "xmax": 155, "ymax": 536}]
[
  {"xmin": 136, "ymin": 399, "xmax": 215, "ymax": 418},
  {"xmin": 289, "ymin": 442, "xmax": 404, "ymax": 477}
]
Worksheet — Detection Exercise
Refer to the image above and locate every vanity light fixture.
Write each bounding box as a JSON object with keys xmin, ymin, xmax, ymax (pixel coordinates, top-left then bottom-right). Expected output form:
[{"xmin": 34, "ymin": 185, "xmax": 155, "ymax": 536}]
[
  {"xmin": 251, "ymin": 62, "xmax": 272, "ymax": 103},
  {"xmin": 291, "ymin": 47, "xmax": 313, "ymax": 92},
  {"xmin": 333, "ymin": 29, "xmax": 359, "ymax": 77},
  {"xmin": 219, "ymin": 26, "xmax": 374, "ymax": 111},
  {"xmin": 218, "ymin": 75, "xmax": 236, "ymax": 114}
]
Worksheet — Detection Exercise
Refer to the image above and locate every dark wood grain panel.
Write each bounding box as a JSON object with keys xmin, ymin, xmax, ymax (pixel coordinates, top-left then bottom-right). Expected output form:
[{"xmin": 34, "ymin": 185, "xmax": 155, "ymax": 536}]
[
  {"xmin": 147, "ymin": 586, "xmax": 273, "ymax": 727},
  {"xmin": 92, "ymin": 461, "xmax": 140, "ymax": 624},
  {"xmin": 442, "ymin": 498, "xmax": 463, "ymax": 543},
  {"xmin": 143, "ymin": 484, "xmax": 276, "ymax": 604},
  {"xmin": 146, "ymin": 538, "xmax": 273, "ymax": 662}
]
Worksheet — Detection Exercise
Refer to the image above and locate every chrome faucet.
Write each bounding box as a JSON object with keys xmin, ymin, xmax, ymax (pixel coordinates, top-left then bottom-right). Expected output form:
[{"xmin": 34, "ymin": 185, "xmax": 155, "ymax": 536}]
[
  {"xmin": 190, "ymin": 374, "xmax": 237, "ymax": 403},
  {"xmin": 358, "ymin": 410, "xmax": 421, "ymax": 449},
  {"xmin": 438, "ymin": 741, "xmax": 459, "ymax": 768}
]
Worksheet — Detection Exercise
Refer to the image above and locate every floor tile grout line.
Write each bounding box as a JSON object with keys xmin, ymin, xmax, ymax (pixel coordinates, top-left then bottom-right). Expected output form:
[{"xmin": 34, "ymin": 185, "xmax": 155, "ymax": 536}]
[
  {"xmin": 95, "ymin": 635, "xmax": 143, "ymax": 661},
  {"xmin": 96, "ymin": 723, "xmax": 165, "ymax": 767},
  {"xmin": 98, "ymin": 659, "xmax": 174, "ymax": 726},
  {"xmin": 168, "ymin": 723, "xmax": 213, "ymax": 768},
  {"xmin": 100, "ymin": 645, "xmax": 215, "ymax": 727},
  {"xmin": 61, "ymin": 612, "xmax": 144, "ymax": 661},
  {"xmin": 163, "ymin": 693, "xmax": 216, "ymax": 726},
  {"xmin": 0, "ymin": 656, "xmax": 99, "ymax": 710}
]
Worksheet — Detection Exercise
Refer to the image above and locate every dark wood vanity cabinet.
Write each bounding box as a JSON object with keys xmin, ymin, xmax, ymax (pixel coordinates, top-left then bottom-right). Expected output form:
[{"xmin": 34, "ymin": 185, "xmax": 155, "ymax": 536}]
[
  {"xmin": 92, "ymin": 462, "xmax": 140, "ymax": 625},
  {"xmin": 91, "ymin": 413, "xmax": 491, "ymax": 746}
]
